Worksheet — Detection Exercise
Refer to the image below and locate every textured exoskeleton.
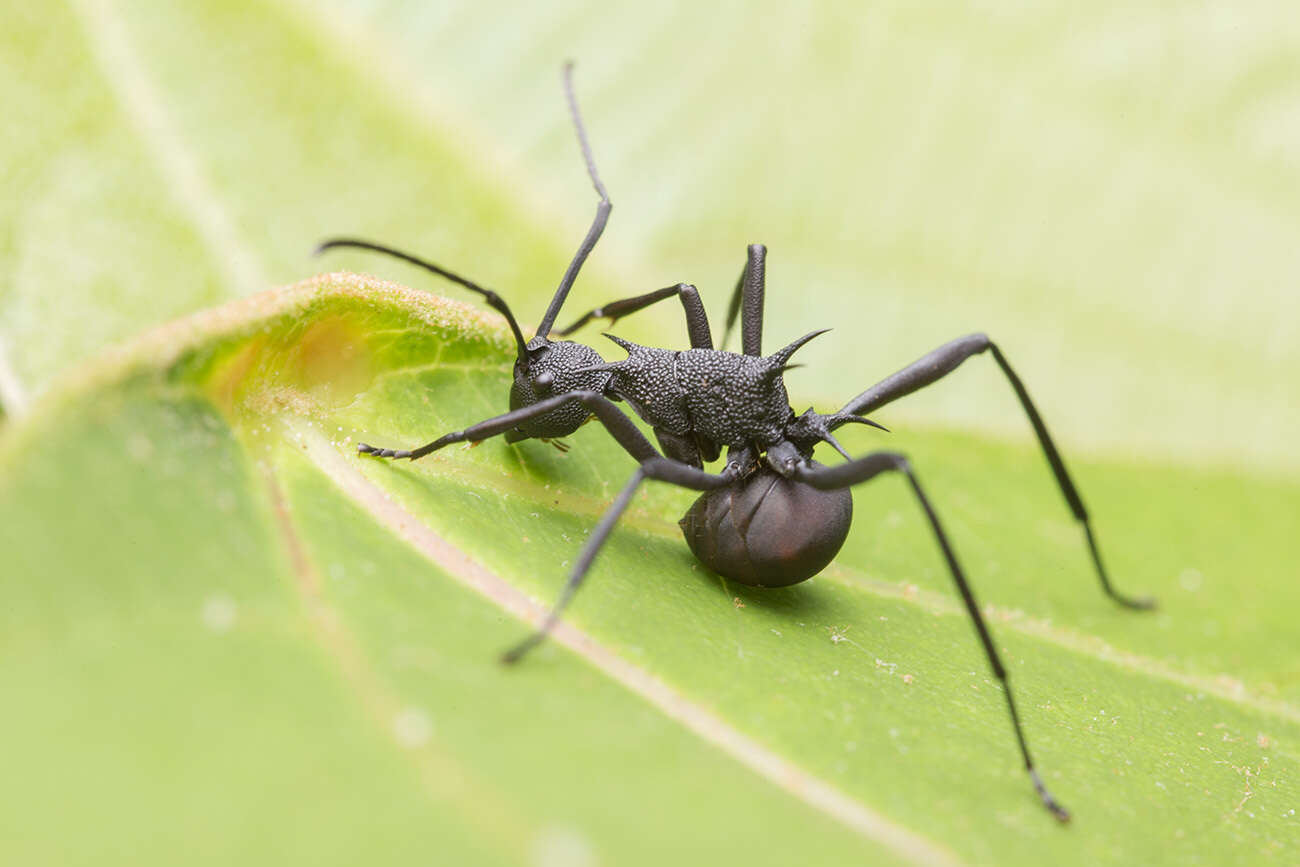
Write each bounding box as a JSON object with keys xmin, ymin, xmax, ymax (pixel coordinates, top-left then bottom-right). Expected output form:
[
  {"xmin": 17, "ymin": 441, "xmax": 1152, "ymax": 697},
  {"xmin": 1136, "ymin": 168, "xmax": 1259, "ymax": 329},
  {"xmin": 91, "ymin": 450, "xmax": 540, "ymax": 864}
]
[{"xmin": 319, "ymin": 63, "xmax": 1155, "ymax": 824}]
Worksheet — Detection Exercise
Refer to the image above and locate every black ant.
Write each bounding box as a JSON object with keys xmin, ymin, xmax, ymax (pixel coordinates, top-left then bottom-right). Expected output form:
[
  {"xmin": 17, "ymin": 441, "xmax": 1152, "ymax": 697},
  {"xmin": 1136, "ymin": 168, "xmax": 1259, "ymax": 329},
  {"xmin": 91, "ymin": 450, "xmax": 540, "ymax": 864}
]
[{"xmin": 317, "ymin": 63, "xmax": 1155, "ymax": 823}]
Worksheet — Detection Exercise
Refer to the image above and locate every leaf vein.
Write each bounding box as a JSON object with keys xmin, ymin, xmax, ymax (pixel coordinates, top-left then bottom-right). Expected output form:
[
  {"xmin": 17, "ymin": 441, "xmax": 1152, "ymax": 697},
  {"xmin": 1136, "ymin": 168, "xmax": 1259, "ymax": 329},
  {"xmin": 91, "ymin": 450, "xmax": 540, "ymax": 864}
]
[
  {"xmin": 298, "ymin": 423, "xmax": 963, "ymax": 867},
  {"xmin": 70, "ymin": 0, "xmax": 269, "ymax": 296},
  {"xmin": 377, "ymin": 451, "xmax": 1300, "ymax": 725},
  {"xmin": 260, "ymin": 454, "xmax": 537, "ymax": 860}
]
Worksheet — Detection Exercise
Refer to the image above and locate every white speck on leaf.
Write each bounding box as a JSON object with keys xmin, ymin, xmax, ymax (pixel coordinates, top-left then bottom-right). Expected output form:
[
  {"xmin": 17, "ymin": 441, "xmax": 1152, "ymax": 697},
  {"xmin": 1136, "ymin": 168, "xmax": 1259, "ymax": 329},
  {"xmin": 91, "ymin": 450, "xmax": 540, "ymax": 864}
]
[
  {"xmin": 1179, "ymin": 568, "xmax": 1204, "ymax": 591},
  {"xmin": 201, "ymin": 595, "xmax": 237, "ymax": 632},
  {"xmin": 127, "ymin": 433, "xmax": 153, "ymax": 461},
  {"xmin": 532, "ymin": 824, "xmax": 596, "ymax": 867},
  {"xmin": 392, "ymin": 707, "xmax": 433, "ymax": 748}
]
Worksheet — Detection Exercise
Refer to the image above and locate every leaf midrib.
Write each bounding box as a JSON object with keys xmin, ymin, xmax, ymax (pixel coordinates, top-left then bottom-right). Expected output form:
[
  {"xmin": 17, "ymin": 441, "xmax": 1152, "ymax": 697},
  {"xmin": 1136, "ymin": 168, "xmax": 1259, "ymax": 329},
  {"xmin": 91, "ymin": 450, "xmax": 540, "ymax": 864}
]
[
  {"xmin": 7, "ymin": 269, "xmax": 1294, "ymax": 726},
  {"xmin": 293, "ymin": 421, "xmax": 966, "ymax": 867},
  {"xmin": 260, "ymin": 455, "xmax": 539, "ymax": 864},
  {"xmin": 323, "ymin": 423, "xmax": 1298, "ymax": 725}
]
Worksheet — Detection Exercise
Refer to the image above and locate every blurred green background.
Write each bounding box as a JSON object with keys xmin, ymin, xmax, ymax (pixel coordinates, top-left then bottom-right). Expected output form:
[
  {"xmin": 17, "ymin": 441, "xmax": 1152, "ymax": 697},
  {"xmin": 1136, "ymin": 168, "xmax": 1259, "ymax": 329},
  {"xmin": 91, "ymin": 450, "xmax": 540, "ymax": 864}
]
[
  {"xmin": 4, "ymin": 0, "xmax": 1298, "ymax": 471},
  {"xmin": 3, "ymin": 2, "xmax": 1299, "ymax": 865}
]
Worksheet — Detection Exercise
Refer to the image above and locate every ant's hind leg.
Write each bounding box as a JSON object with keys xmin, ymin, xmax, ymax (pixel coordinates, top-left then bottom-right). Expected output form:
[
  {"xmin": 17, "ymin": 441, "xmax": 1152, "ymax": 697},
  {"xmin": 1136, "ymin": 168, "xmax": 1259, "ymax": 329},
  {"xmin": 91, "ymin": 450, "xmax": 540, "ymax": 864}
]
[
  {"xmin": 789, "ymin": 450, "xmax": 1071, "ymax": 822},
  {"xmin": 833, "ymin": 333, "xmax": 1154, "ymax": 610}
]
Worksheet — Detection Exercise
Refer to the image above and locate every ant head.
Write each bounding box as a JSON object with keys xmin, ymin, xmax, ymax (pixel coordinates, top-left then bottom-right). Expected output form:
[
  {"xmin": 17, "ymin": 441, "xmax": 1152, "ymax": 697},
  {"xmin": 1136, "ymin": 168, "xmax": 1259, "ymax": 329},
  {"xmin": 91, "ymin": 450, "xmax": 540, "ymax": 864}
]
[{"xmin": 505, "ymin": 336, "xmax": 612, "ymax": 442}]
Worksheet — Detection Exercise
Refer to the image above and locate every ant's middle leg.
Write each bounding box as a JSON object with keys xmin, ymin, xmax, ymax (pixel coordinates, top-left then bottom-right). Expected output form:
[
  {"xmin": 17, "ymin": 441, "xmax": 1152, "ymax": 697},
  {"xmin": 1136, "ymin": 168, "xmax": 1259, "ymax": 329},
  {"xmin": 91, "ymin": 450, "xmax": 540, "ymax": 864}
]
[
  {"xmin": 501, "ymin": 465, "xmax": 650, "ymax": 663},
  {"xmin": 556, "ymin": 283, "xmax": 714, "ymax": 349},
  {"xmin": 721, "ymin": 243, "xmax": 767, "ymax": 356},
  {"xmin": 502, "ymin": 449, "xmax": 748, "ymax": 664}
]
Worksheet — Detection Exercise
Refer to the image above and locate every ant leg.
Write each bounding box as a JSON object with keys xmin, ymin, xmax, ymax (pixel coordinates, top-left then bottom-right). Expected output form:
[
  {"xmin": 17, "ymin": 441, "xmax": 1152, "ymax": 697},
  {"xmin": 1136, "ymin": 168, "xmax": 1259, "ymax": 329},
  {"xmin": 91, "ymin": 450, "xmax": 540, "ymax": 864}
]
[
  {"xmin": 360, "ymin": 391, "xmax": 736, "ymax": 493},
  {"xmin": 720, "ymin": 244, "xmax": 767, "ymax": 355},
  {"xmin": 359, "ymin": 391, "xmax": 654, "ymax": 461},
  {"xmin": 787, "ymin": 450, "xmax": 1071, "ymax": 822},
  {"xmin": 502, "ymin": 453, "xmax": 742, "ymax": 663},
  {"xmin": 502, "ymin": 467, "xmax": 647, "ymax": 663},
  {"xmin": 833, "ymin": 333, "xmax": 1154, "ymax": 610},
  {"xmin": 721, "ymin": 264, "xmax": 743, "ymax": 350},
  {"xmin": 534, "ymin": 63, "xmax": 612, "ymax": 340},
  {"xmin": 360, "ymin": 405, "xmax": 737, "ymax": 662},
  {"xmin": 555, "ymin": 283, "xmax": 714, "ymax": 349}
]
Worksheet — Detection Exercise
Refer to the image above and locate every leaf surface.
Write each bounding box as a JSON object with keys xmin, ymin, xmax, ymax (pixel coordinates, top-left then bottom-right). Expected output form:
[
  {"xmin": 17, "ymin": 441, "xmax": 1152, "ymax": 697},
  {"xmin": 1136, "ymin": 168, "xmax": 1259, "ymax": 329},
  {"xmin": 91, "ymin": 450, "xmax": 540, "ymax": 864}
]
[
  {"xmin": 3, "ymin": 275, "xmax": 1296, "ymax": 865},
  {"xmin": 6, "ymin": 2, "xmax": 1300, "ymax": 863}
]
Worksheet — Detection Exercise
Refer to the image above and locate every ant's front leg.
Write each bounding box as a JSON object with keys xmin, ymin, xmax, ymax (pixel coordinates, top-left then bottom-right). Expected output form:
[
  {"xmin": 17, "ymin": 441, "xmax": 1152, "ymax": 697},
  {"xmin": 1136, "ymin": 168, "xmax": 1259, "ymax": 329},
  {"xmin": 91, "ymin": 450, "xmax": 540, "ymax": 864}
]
[
  {"xmin": 357, "ymin": 393, "xmax": 588, "ymax": 461},
  {"xmin": 556, "ymin": 283, "xmax": 714, "ymax": 349},
  {"xmin": 358, "ymin": 391, "xmax": 650, "ymax": 462}
]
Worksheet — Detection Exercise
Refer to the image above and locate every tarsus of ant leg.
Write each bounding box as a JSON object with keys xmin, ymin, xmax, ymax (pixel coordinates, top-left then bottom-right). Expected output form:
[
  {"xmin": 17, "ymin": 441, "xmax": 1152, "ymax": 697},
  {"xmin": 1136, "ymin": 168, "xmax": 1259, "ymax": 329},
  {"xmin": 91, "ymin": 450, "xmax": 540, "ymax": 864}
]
[
  {"xmin": 501, "ymin": 468, "xmax": 647, "ymax": 663},
  {"xmin": 793, "ymin": 451, "xmax": 1071, "ymax": 822},
  {"xmin": 535, "ymin": 62, "xmax": 611, "ymax": 340},
  {"xmin": 358, "ymin": 391, "xmax": 659, "ymax": 462},
  {"xmin": 499, "ymin": 450, "xmax": 741, "ymax": 663},
  {"xmin": 315, "ymin": 238, "xmax": 530, "ymax": 362},
  {"xmin": 833, "ymin": 333, "xmax": 1154, "ymax": 610}
]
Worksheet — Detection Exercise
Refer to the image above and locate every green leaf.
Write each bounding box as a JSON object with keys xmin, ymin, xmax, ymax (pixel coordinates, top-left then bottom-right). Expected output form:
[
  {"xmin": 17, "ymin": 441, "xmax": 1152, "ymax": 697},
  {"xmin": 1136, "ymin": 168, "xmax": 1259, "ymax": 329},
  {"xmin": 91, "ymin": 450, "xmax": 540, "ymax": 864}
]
[
  {"xmin": 6, "ymin": 2, "xmax": 1300, "ymax": 864},
  {"xmin": 3, "ymin": 275, "xmax": 1296, "ymax": 865}
]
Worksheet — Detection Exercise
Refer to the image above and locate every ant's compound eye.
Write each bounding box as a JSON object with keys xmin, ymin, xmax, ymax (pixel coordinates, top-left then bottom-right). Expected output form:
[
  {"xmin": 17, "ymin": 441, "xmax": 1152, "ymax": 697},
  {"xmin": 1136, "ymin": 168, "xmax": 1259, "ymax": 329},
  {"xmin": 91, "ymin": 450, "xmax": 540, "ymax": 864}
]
[{"xmin": 533, "ymin": 370, "xmax": 556, "ymax": 394}]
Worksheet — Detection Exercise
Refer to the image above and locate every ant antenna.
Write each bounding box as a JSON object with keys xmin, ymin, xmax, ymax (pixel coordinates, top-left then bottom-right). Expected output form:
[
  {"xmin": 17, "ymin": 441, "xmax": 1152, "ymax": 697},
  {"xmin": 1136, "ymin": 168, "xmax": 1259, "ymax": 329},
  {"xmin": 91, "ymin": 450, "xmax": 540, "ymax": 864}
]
[
  {"xmin": 533, "ymin": 61, "xmax": 612, "ymax": 340},
  {"xmin": 315, "ymin": 238, "xmax": 531, "ymax": 362}
]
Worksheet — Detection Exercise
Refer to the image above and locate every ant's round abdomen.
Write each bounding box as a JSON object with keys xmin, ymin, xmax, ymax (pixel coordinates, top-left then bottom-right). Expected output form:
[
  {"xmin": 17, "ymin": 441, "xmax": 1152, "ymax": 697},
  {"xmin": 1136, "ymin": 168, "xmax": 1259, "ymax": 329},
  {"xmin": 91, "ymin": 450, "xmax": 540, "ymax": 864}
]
[{"xmin": 678, "ymin": 467, "xmax": 852, "ymax": 587}]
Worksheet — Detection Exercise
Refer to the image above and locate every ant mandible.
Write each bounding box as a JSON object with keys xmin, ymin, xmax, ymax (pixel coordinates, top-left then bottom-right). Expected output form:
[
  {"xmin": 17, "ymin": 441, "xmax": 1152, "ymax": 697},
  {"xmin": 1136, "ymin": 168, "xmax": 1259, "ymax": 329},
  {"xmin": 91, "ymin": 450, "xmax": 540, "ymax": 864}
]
[{"xmin": 317, "ymin": 63, "xmax": 1155, "ymax": 823}]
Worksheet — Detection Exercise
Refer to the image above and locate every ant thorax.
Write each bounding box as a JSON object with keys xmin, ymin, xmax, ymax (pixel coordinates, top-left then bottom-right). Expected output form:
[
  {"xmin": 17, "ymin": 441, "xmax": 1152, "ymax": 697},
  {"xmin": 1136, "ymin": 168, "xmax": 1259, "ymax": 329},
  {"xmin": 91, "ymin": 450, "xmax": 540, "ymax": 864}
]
[
  {"xmin": 675, "ymin": 350, "xmax": 793, "ymax": 448},
  {"xmin": 597, "ymin": 336, "xmax": 794, "ymax": 450},
  {"xmin": 596, "ymin": 338, "xmax": 690, "ymax": 435}
]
